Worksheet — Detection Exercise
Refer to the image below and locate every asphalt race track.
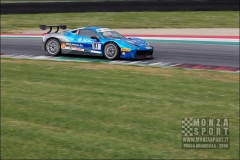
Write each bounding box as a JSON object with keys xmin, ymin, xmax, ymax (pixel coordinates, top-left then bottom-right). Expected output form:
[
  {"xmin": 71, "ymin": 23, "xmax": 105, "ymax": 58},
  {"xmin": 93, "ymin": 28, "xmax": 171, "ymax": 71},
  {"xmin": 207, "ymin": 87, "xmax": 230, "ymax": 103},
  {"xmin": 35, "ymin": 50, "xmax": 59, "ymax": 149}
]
[{"xmin": 1, "ymin": 38, "xmax": 239, "ymax": 68}]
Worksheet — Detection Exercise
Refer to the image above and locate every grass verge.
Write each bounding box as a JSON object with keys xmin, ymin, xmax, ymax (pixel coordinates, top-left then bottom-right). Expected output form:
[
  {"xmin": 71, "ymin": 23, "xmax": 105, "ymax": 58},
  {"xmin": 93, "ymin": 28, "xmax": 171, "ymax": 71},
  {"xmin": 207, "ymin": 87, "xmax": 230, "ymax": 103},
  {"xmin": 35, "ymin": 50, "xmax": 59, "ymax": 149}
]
[
  {"xmin": 1, "ymin": 58, "xmax": 239, "ymax": 159},
  {"xmin": 1, "ymin": 11, "xmax": 239, "ymax": 33}
]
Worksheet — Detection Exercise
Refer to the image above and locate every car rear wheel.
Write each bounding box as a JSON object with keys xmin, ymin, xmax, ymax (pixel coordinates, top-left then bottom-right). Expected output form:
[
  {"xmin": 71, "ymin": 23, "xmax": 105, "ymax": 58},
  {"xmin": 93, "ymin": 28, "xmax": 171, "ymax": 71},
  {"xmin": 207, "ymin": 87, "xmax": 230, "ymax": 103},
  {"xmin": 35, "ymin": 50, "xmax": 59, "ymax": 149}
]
[
  {"xmin": 46, "ymin": 38, "xmax": 61, "ymax": 56},
  {"xmin": 103, "ymin": 43, "xmax": 119, "ymax": 60}
]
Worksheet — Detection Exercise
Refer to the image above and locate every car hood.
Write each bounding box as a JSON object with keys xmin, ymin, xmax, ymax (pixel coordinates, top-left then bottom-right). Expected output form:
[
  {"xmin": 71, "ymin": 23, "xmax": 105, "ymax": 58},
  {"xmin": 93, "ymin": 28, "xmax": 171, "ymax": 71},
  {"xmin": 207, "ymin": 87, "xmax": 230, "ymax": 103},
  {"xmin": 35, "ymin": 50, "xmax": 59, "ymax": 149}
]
[
  {"xmin": 105, "ymin": 37, "xmax": 149, "ymax": 47},
  {"xmin": 122, "ymin": 38, "xmax": 149, "ymax": 47}
]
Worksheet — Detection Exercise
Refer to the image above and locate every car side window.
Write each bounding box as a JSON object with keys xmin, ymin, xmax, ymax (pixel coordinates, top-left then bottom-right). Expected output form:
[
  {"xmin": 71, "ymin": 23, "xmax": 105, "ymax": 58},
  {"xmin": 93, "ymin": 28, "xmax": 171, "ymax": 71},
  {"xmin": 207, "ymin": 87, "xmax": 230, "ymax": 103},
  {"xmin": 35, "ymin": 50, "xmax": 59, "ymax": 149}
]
[
  {"xmin": 78, "ymin": 29, "xmax": 100, "ymax": 39},
  {"xmin": 71, "ymin": 30, "xmax": 78, "ymax": 34}
]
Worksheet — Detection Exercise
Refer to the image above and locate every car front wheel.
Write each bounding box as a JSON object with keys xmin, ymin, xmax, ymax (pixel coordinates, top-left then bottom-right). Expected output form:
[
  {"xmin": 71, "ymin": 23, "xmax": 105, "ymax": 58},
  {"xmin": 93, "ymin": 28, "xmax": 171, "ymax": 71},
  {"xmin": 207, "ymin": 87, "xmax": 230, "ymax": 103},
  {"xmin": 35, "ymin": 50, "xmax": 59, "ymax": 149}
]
[{"xmin": 103, "ymin": 43, "xmax": 119, "ymax": 60}]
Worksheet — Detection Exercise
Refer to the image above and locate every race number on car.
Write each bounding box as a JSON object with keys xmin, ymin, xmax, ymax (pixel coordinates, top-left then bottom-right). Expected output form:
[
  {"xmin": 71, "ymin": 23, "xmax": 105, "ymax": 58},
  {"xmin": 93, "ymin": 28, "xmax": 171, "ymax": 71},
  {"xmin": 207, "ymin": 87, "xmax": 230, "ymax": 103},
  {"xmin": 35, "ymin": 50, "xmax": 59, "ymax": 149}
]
[{"xmin": 92, "ymin": 42, "xmax": 101, "ymax": 50}]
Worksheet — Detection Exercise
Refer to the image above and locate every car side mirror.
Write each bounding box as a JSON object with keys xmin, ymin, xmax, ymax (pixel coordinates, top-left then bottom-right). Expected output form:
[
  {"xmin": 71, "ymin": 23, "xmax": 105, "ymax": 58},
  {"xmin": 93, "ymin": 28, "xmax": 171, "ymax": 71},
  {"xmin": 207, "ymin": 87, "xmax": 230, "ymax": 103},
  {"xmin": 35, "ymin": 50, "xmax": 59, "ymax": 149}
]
[{"xmin": 90, "ymin": 36, "xmax": 99, "ymax": 41}]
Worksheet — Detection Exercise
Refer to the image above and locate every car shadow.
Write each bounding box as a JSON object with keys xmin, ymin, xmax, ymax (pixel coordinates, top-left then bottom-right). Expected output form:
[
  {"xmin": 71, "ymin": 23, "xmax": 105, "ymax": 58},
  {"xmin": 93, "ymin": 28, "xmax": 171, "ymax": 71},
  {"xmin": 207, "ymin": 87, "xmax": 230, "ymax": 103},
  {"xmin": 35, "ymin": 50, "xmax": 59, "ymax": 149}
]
[{"xmin": 54, "ymin": 54, "xmax": 153, "ymax": 62}]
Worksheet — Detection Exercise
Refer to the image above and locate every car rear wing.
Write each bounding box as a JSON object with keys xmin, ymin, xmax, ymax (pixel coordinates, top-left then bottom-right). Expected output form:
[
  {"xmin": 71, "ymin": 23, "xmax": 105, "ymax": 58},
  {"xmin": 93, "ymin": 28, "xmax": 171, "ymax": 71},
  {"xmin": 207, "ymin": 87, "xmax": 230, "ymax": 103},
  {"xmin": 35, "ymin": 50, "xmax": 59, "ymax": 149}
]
[{"xmin": 39, "ymin": 24, "xmax": 67, "ymax": 33}]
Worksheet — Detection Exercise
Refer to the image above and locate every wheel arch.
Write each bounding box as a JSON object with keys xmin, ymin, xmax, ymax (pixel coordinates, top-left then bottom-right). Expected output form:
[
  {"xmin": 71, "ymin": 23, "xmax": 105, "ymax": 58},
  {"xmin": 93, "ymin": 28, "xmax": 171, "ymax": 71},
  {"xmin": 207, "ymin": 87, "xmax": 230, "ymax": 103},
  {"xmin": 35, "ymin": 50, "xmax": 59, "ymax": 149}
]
[
  {"xmin": 102, "ymin": 41, "xmax": 120, "ymax": 52},
  {"xmin": 102, "ymin": 41, "xmax": 121, "ymax": 60}
]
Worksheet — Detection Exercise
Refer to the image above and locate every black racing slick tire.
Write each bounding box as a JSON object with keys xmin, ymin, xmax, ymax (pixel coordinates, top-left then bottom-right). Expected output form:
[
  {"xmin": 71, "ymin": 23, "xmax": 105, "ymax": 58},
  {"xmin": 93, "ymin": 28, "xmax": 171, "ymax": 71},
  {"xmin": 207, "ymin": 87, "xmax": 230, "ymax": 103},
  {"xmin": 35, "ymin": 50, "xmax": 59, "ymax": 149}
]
[
  {"xmin": 103, "ymin": 43, "xmax": 119, "ymax": 60},
  {"xmin": 46, "ymin": 38, "xmax": 61, "ymax": 56}
]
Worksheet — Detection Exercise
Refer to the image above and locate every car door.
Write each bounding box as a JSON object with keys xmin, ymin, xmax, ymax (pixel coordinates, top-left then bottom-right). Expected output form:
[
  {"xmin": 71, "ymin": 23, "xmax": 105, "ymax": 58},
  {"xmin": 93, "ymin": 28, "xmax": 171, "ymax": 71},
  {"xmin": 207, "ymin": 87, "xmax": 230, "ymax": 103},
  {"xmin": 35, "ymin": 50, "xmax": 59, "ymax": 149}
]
[{"xmin": 77, "ymin": 29, "xmax": 102, "ymax": 54}]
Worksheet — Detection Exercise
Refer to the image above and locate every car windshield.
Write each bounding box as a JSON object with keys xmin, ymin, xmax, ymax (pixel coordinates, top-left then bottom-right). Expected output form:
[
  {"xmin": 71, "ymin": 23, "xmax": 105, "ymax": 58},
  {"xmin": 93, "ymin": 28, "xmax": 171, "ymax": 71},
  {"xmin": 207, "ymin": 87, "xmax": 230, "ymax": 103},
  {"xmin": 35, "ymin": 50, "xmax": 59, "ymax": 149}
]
[{"xmin": 100, "ymin": 31, "xmax": 125, "ymax": 39}]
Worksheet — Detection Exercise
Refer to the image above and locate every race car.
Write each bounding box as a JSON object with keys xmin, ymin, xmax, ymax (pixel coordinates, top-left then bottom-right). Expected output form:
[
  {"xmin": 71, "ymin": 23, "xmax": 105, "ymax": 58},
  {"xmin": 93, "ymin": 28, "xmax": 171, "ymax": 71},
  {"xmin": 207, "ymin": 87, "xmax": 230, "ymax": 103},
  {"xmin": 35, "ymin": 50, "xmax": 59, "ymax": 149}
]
[{"xmin": 39, "ymin": 25, "xmax": 154, "ymax": 60}]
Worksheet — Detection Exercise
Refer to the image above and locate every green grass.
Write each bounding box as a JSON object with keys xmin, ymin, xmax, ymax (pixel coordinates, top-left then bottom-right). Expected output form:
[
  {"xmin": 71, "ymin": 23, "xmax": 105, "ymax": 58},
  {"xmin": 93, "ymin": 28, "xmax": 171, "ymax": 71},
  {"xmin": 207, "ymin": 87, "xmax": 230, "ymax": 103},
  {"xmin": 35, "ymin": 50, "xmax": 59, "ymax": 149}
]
[
  {"xmin": 1, "ymin": 58, "xmax": 239, "ymax": 159},
  {"xmin": 1, "ymin": 11, "xmax": 239, "ymax": 33}
]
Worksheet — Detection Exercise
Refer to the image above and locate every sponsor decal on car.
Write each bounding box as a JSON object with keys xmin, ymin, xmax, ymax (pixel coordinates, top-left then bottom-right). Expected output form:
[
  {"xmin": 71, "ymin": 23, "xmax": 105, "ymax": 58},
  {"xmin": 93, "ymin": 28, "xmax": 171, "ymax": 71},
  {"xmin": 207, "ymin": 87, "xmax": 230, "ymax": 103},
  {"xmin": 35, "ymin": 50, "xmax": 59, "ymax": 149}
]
[
  {"xmin": 78, "ymin": 37, "xmax": 92, "ymax": 44},
  {"xmin": 72, "ymin": 43, "xmax": 80, "ymax": 47},
  {"xmin": 121, "ymin": 48, "xmax": 131, "ymax": 52},
  {"xmin": 61, "ymin": 43, "xmax": 66, "ymax": 48},
  {"xmin": 65, "ymin": 43, "xmax": 70, "ymax": 48},
  {"xmin": 63, "ymin": 43, "xmax": 84, "ymax": 50},
  {"xmin": 75, "ymin": 48, "xmax": 84, "ymax": 51},
  {"xmin": 122, "ymin": 52, "xmax": 125, "ymax": 55}
]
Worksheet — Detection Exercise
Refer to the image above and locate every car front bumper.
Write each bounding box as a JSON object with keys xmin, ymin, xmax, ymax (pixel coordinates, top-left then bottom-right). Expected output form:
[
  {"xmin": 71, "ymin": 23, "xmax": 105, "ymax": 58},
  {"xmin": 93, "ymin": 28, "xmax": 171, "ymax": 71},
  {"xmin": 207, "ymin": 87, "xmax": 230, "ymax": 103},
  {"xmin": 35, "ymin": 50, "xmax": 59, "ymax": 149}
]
[
  {"xmin": 120, "ymin": 48, "xmax": 154, "ymax": 59},
  {"xmin": 134, "ymin": 50, "xmax": 153, "ymax": 59}
]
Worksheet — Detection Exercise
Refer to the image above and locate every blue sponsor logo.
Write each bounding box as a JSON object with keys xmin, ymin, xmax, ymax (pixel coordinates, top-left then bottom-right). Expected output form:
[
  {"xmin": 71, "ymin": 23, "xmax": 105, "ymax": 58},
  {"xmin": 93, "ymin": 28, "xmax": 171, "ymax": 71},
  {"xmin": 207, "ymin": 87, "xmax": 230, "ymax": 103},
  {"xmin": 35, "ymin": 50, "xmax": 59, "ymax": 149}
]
[
  {"xmin": 78, "ymin": 37, "xmax": 92, "ymax": 44},
  {"xmin": 72, "ymin": 43, "xmax": 80, "ymax": 47}
]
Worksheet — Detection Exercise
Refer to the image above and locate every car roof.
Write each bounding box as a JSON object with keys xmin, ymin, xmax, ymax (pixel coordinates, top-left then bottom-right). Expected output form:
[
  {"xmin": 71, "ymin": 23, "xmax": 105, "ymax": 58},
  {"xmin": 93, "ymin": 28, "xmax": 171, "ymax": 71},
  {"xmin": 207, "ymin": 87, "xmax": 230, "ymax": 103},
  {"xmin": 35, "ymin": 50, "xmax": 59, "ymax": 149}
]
[
  {"xmin": 75, "ymin": 26, "xmax": 104, "ymax": 30},
  {"xmin": 85, "ymin": 26, "xmax": 104, "ymax": 29}
]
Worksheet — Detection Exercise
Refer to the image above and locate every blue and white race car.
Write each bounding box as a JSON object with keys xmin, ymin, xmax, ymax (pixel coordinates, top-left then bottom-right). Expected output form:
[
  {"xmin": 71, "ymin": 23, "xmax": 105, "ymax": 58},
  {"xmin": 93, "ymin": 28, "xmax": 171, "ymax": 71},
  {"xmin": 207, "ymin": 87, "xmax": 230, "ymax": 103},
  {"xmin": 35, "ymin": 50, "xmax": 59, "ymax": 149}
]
[{"xmin": 40, "ymin": 25, "xmax": 154, "ymax": 60}]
